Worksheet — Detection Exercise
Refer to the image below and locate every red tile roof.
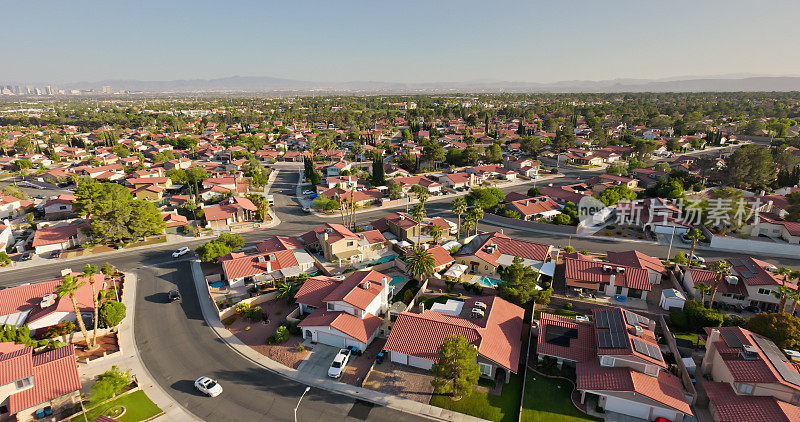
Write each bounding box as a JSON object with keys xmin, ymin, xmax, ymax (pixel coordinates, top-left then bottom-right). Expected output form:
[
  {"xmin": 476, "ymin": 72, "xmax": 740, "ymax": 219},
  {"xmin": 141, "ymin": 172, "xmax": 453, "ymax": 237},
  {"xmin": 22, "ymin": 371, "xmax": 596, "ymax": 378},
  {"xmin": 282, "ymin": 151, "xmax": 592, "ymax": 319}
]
[
  {"xmin": 31, "ymin": 220, "xmax": 90, "ymax": 247},
  {"xmin": 385, "ymin": 296, "xmax": 523, "ymax": 371},
  {"xmin": 606, "ymin": 250, "xmax": 666, "ymax": 274},
  {"xmin": 507, "ymin": 196, "xmax": 561, "ymax": 217},
  {"xmin": 577, "ymin": 362, "xmax": 691, "ymax": 415},
  {"xmin": 294, "ymin": 276, "xmax": 340, "ymax": 309},
  {"xmin": 565, "ymin": 258, "xmax": 651, "ymax": 291},
  {"xmin": 687, "ymin": 268, "xmax": 748, "ymax": 296},
  {"xmin": 705, "ymin": 381, "xmax": 800, "ymax": 422},
  {"xmin": 727, "ymin": 257, "xmax": 794, "ymax": 288},
  {"xmin": 456, "ymin": 232, "xmax": 552, "ymax": 267},
  {"xmin": 219, "ymin": 236, "xmax": 304, "ymax": 280},
  {"xmin": 0, "ymin": 273, "xmax": 98, "ymax": 323},
  {"xmin": 536, "ymin": 313, "xmax": 596, "ymax": 363},
  {"xmin": 6, "ymin": 344, "xmax": 81, "ymax": 414},
  {"xmin": 298, "ymin": 310, "xmax": 382, "ymax": 343},
  {"xmin": 323, "ymin": 270, "xmax": 388, "ymax": 311},
  {"xmin": 424, "ymin": 245, "xmax": 455, "ymax": 269},
  {"xmin": 301, "ymin": 223, "xmax": 359, "ymax": 245}
]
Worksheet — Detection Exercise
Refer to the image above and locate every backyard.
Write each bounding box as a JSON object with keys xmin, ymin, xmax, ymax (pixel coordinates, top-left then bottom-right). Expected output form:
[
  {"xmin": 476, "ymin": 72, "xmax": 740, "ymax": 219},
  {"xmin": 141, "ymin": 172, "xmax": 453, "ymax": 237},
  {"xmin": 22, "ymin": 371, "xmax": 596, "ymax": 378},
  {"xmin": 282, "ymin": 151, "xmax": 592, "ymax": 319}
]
[
  {"xmin": 75, "ymin": 390, "xmax": 162, "ymax": 422},
  {"xmin": 673, "ymin": 331, "xmax": 706, "ymax": 348},
  {"xmin": 430, "ymin": 373, "xmax": 523, "ymax": 422},
  {"xmin": 522, "ymin": 375, "xmax": 601, "ymax": 422}
]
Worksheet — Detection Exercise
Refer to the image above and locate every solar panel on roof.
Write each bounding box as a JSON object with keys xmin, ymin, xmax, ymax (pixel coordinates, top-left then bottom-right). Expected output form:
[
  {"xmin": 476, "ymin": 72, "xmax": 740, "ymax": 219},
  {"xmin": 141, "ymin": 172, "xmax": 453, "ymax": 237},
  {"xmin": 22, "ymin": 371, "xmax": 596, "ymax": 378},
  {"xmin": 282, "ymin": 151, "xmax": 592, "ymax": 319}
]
[
  {"xmin": 611, "ymin": 331, "xmax": 626, "ymax": 348},
  {"xmin": 752, "ymin": 336, "xmax": 800, "ymax": 388},
  {"xmin": 545, "ymin": 325, "xmax": 578, "ymax": 347},
  {"xmin": 596, "ymin": 311, "xmax": 610, "ymax": 329},
  {"xmin": 720, "ymin": 331, "xmax": 743, "ymax": 348},
  {"xmin": 609, "ymin": 311, "xmax": 624, "ymax": 332},
  {"xmin": 624, "ymin": 310, "xmax": 652, "ymax": 329},
  {"xmin": 632, "ymin": 337, "xmax": 664, "ymax": 362},
  {"xmin": 597, "ymin": 331, "xmax": 611, "ymax": 348}
]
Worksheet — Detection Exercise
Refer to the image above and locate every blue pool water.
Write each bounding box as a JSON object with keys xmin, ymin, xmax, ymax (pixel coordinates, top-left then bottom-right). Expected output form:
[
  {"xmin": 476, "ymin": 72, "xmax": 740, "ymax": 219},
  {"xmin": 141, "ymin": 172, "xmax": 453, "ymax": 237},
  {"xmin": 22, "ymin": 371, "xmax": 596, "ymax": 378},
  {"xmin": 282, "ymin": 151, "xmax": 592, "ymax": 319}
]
[
  {"xmin": 209, "ymin": 281, "xmax": 224, "ymax": 289},
  {"xmin": 477, "ymin": 276, "xmax": 503, "ymax": 287},
  {"xmin": 372, "ymin": 255, "xmax": 397, "ymax": 265},
  {"xmin": 389, "ymin": 276, "xmax": 405, "ymax": 286}
]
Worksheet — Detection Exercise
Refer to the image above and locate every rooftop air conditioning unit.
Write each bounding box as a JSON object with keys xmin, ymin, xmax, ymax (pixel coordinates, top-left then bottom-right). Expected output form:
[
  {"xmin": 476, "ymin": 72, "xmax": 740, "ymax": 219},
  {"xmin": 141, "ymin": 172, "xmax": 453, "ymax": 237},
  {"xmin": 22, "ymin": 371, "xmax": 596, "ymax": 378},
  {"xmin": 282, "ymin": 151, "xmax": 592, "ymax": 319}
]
[
  {"xmin": 765, "ymin": 265, "xmax": 778, "ymax": 272},
  {"xmin": 602, "ymin": 265, "xmax": 612, "ymax": 272},
  {"xmin": 471, "ymin": 308, "xmax": 485, "ymax": 319},
  {"xmin": 268, "ymin": 254, "xmax": 276, "ymax": 261},
  {"xmin": 362, "ymin": 281, "xmax": 371, "ymax": 290},
  {"xmin": 257, "ymin": 256, "xmax": 266, "ymax": 262},
  {"xmin": 629, "ymin": 325, "xmax": 643, "ymax": 337},
  {"xmin": 40, "ymin": 294, "xmax": 57, "ymax": 308},
  {"xmin": 726, "ymin": 275, "xmax": 739, "ymax": 285},
  {"xmin": 474, "ymin": 301, "xmax": 487, "ymax": 310},
  {"xmin": 616, "ymin": 267, "xmax": 626, "ymax": 274},
  {"xmin": 741, "ymin": 345, "xmax": 759, "ymax": 360}
]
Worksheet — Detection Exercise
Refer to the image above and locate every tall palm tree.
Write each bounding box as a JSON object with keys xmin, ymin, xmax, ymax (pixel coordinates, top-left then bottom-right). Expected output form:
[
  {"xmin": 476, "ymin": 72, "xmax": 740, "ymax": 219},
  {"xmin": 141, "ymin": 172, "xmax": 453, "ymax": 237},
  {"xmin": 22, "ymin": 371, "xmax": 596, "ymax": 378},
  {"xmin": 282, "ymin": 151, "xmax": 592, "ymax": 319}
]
[
  {"xmin": 468, "ymin": 207, "xmax": 484, "ymax": 236},
  {"xmin": 451, "ymin": 197, "xmax": 467, "ymax": 240},
  {"xmin": 685, "ymin": 228, "xmax": 704, "ymax": 268},
  {"xmin": 461, "ymin": 218, "xmax": 475, "ymax": 238},
  {"xmin": 708, "ymin": 260, "xmax": 732, "ymax": 309},
  {"xmin": 788, "ymin": 289, "xmax": 800, "ymax": 315},
  {"xmin": 57, "ymin": 275, "xmax": 90, "ymax": 347},
  {"xmin": 773, "ymin": 286, "xmax": 794, "ymax": 313},
  {"xmin": 82, "ymin": 264, "xmax": 100, "ymax": 349},
  {"xmin": 694, "ymin": 282, "xmax": 711, "ymax": 305},
  {"xmin": 410, "ymin": 204, "xmax": 427, "ymax": 243},
  {"xmin": 406, "ymin": 246, "xmax": 436, "ymax": 282},
  {"xmin": 428, "ymin": 225, "xmax": 443, "ymax": 245}
]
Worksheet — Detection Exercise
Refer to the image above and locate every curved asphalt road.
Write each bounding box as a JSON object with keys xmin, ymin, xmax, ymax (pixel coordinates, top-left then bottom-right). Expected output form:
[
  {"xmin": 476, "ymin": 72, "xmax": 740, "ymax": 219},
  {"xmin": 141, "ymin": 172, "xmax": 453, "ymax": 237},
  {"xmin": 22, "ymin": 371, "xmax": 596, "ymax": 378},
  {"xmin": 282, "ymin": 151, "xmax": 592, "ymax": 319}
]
[{"xmin": 1, "ymin": 166, "xmax": 799, "ymax": 421}]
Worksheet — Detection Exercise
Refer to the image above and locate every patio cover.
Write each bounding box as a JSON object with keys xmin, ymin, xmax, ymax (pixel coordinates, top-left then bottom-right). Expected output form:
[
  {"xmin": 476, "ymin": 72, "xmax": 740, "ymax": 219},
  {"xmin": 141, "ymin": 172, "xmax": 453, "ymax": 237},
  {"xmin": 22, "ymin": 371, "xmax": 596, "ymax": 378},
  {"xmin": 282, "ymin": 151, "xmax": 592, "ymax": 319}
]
[{"xmin": 443, "ymin": 263, "xmax": 468, "ymax": 279}]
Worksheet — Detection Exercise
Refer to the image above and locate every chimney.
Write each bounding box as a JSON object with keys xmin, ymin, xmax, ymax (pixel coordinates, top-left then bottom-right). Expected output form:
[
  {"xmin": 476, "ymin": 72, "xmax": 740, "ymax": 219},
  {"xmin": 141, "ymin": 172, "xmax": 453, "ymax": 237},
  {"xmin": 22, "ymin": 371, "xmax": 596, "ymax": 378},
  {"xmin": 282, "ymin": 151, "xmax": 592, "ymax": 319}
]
[
  {"xmin": 322, "ymin": 232, "xmax": 328, "ymax": 240},
  {"xmin": 702, "ymin": 329, "xmax": 720, "ymax": 375},
  {"xmin": 381, "ymin": 277, "xmax": 389, "ymax": 312},
  {"xmin": 419, "ymin": 302, "xmax": 425, "ymax": 313}
]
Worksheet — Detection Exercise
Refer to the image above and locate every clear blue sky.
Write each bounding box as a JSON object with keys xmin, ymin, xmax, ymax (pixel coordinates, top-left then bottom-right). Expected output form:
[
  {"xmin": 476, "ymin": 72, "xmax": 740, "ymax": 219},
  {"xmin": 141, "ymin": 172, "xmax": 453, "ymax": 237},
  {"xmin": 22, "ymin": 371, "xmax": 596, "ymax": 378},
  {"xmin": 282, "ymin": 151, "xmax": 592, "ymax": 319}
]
[{"xmin": 5, "ymin": 0, "xmax": 799, "ymax": 84}]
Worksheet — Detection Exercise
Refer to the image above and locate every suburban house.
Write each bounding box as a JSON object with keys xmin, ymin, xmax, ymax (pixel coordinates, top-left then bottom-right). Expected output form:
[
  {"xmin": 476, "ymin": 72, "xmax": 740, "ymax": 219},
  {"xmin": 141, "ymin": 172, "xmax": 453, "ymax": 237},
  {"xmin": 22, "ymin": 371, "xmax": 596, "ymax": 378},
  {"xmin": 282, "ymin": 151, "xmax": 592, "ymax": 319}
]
[
  {"xmin": 681, "ymin": 257, "xmax": 797, "ymax": 313},
  {"xmin": 701, "ymin": 327, "xmax": 800, "ymax": 421},
  {"xmin": 0, "ymin": 195, "xmax": 31, "ymax": 219},
  {"xmin": 161, "ymin": 212, "xmax": 188, "ymax": 234},
  {"xmin": 559, "ymin": 149, "xmax": 604, "ymax": 166},
  {"xmin": 588, "ymin": 174, "xmax": 639, "ymax": 193},
  {"xmin": 606, "ymin": 250, "xmax": 666, "ymax": 285},
  {"xmin": 218, "ymin": 236, "xmax": 315, "ymax": 289},
  {"xmin": 385, "ymin": 295, "xmax": 524, "ymax": 384},
  {"xmin": 0, "ymin": 342, "xmax": 82, "ymax": 422},
  {"xmin": 202, "ymin": 196, "xmax": 258, "ymax": 229},
  {"xmin": 40, "ymin": 195, "xmax": 77, "ymax": 220},
  {"xmin": 0, "ymin": 220, "xmax": 13, "ymax": 251},
  {"xmin": 30, "ymin": 221, "xmax": 90, "ymax": 255},
  {"xmin": 539, "ymin": 183, "xmax": 592, "ymax": 205},
  {"xmin": 0, "ymin": 272, "xmax": 101, "ymax": 332},
  {"xmin": 564, "ymin": 255, "xmax": 652, "ymax": 300},
  {"xmin": 437, "ymin": 172, "xmax": 478, "ymax": 190},
  {"xmin": 536, "ymin": 308, "xmax": 692, "ymax": 421},
  {"xmin": 295, "ymin": 270, "xmax": 390, "ymax": 350},
  {"xmin": 405, "ymin": 244, "xmax": 454, "ymax": 272},
  {"xmin": 300, "ymin": 223, "xmax": 387, "ymax": 266},
  {"xmin": 391, "ymin": 175, "xmax": 442, "ymax": 194},
  {"xmin": 505, "ymin": 195, "xmax": 561, "ymax": 221},
  {"xmin": 467, "ymin": 165, "xmax": 518, "ymax": 181},
  {"xmin": 742, "ymin": 213, "xmax": 800, "ymax": 244},
  {"xmin": 454, "ymin": 231, "xmax": 555, "ymax": 278},
  {"xmin": 371, "ymin": 212, "xmax": 425, "ymax": 244}
]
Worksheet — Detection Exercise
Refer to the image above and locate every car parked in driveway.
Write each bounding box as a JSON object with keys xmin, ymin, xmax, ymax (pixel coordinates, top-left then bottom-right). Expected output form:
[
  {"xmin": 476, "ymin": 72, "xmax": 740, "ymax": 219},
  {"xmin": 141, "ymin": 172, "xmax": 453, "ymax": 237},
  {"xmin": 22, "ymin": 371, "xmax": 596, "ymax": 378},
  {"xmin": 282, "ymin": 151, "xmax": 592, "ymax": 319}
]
[
  {"xmin": 328, "ymin": 348, "xmax": 352, "ymax": 378},
  {"xmin": 302, "ymin": 189, "xmax": 314, "ymax": 196},
  {"xmin": 49, "ymin": 250, "xmax": 61, "ymax": 259},
  {"xmin": 194, "ymin": 376, "xmax": 223, "ymax": 397},
  {"xmin": 172, "ymin": 246, "xmax": 190, "ymax": 258},
  {"xmin": 19, "ymin": 252, "xmax": 32, "ymax": 261}
]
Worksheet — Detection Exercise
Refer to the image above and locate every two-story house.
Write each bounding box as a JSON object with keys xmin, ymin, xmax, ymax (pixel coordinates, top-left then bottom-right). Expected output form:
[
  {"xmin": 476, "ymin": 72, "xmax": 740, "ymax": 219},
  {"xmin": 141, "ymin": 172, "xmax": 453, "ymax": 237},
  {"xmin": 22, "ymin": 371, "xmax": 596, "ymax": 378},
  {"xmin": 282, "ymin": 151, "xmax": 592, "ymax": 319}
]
[
  {"xmin": 300, "ymin": 223, "xmax": 387, "ymax": 266},
  {"xmin": 295, "ymin": 270, "xmax": 390, "ymax": 350},
  {"xmin": 454, "ymin": 231, "xmax": 555, "ymax": 278},
  {"xmin": 218, "ymin": 236, "xmax": 315, "ymax": 289},
  {"xmin": 537, "ymin": 308, "xmax": 692, "ymax": 421}
]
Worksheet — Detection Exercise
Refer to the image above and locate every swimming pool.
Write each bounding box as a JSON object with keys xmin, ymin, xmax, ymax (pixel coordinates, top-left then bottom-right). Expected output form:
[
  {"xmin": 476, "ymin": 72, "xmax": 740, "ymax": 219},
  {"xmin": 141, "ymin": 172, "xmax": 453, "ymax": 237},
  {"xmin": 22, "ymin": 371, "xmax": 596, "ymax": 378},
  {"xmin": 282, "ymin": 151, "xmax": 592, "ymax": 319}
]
[
  {"xmin": 477, "ymin": 276, "xmax": 503, "ymax": 287},
  {"xmin": 389, "ymin": 276, "xmax": 405, "ymax": 286}
]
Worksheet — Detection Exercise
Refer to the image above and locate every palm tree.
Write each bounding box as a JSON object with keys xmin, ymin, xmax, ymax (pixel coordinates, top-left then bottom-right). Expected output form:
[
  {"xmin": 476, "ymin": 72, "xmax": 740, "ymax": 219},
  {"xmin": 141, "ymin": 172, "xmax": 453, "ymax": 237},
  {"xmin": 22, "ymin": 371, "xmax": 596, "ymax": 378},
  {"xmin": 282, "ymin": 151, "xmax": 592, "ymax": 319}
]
[
  {"xmin": 685, "ymin": 228, "xmax": 704, "ymax": 268},
  {"xmin": 773, "ymin": 286, "xmax": 794, "ymax": 313},
  {"xmin": 451, "ymin": 197, "xmax": 467, "ymax": 240},
  {"xmin": 82, "ymin": 264, "xmax": 100, "ymax": 349},
  {"xmin": 276, "ymin": 280, "xmax": 298, "ymax": 303},
  {"xmin": 406, "ymin": 246, "xmax": 436, "ymax": 282},
  {"xmin": 410, "ymin": 204, "xmax": 427, "ymax": 243},
  {"xmin": 461, "ymin": 218, "xmax": 475, "ymax": 238},
  {"xmin": 428, "ymin": 225, "xmax": 443, "ymax": 245},
  {"xmin": 708, "ymin": 260, "xmax": 732, "ymax": 309},
  {"xmin": 788, "ymin": 289, "xmax": 800, "ymax": 315},
  {"xmin": 694, "ymin": 282, "xmax": 711, "ymax": 305},
  {"xmin": 100, "ymin": 262, "xmax": 118, "ymax": 301},
  {"xmin": 56, "ymin": 275, "xmax": 90, "ymax": 347},
  {"xmin": 467, "ymin": 207, "xmax": 484, "ymax": 236}
]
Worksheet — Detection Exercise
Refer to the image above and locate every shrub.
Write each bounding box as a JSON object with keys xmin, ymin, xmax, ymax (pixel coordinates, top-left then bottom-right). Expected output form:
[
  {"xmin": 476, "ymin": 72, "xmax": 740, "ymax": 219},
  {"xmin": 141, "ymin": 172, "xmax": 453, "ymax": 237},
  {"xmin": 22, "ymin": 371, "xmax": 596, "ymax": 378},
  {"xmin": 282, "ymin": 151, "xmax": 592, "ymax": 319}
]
[
  {"xmin": 90, "ymin": 366, "xmax": 131, "ymax": 405},
  {"xmin": 564, "ymin": 302, "xmax": 573, "ymax": 310},
  {"xmin": 723, "ymin": 314, "xmax": 747, "ymax": 328},
  {"xmin": 235, "ymin": 302, "xmax": 251, "ymax": 316},
  {"xmin": 403, "ymin": 289, "xmax": 414, "ymax": 304},
  {"xmin": 247, "ymin": 306, "xmax": 263, "ymax": 322},
  {"xmin": 45, "ymin": 321, "xmax": 75, "ymax": 338},
  {"xmin": 563, "ymin": 246, "xmax": 575, "ymax": 253},
  {"xmin": 670, "ymin": 310, "xmax": 688, "ymax": 330},
  {"xmin": 98, "ymin": 301, "xmax": 126, "ymax": 328},
  {"xmin": 274, "ymin": 326, "xmax": 289, "ymax": 343},
  {"xmin": 223, "ymin": 316, "xmax": 237, "ymax": 326},
  {"xmin": 297, "ymin": 345, "xmax": 306, "ymax": 353}
]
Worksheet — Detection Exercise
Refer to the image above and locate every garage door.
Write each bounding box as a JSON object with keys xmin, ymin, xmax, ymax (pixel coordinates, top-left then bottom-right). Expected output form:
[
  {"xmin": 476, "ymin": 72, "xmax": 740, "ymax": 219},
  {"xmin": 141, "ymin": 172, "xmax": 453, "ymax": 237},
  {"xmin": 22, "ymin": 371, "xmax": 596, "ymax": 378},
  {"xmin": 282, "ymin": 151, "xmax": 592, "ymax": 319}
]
[
  {"xmin": 391, "ymin": 352, "xmax": 408, "ymax": 365},
  {"xmin": 344, "ymin": 338, "xmax": 364, "ymax": 350},
  {"xmin": 408, "ymin": 355, "xmax": 434, "ymax": 370},
  {"xmin": 316, "ymin": 332, "xmax": 346, "ymax": 348}
]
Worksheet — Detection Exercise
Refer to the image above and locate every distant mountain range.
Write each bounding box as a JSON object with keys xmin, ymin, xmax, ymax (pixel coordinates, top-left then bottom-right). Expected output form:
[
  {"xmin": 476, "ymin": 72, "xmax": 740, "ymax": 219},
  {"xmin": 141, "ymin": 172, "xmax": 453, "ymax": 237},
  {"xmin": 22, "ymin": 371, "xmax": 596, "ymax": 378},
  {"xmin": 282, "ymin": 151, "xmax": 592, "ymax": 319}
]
[{"xmin": 31, "ymin": 75, "xmax": 800, "ymax": 94}]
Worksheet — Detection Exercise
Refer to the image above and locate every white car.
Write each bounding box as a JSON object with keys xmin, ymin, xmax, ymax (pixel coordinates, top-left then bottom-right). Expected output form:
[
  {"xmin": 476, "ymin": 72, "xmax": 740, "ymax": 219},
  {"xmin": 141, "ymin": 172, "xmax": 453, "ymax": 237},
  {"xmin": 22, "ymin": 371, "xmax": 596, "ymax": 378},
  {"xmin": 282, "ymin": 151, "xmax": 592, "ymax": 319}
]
[
  {"xmin": 328, "ymin": 348, "xmax": 352, "ymax": 378},
  {"xmin": 194, "ymin": 377, "xmax": 223, "ymax": 397},
  {"xmin": 302, "ymin": 190, "xmax": 314, "ymax": 196},
  {"xmin": 172, "ymin": 247, "xmax": 190, "ymax": 258},
  {"xmin": 689, "ymin": 254, "xmax": 705, "ymax": 264}
]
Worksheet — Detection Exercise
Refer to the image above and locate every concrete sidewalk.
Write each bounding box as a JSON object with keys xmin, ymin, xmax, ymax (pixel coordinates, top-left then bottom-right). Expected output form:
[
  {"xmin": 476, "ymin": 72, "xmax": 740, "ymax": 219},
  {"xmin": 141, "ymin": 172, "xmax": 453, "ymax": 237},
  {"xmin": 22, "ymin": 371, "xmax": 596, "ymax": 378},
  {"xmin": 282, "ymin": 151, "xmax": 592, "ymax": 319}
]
[
  {"xmin": 188, "ymin": 258, "xmax": 487, "ymax": 422},
  {"xmin": 78, "ymin": 272, "xmax": 200, "ymax": 421}
]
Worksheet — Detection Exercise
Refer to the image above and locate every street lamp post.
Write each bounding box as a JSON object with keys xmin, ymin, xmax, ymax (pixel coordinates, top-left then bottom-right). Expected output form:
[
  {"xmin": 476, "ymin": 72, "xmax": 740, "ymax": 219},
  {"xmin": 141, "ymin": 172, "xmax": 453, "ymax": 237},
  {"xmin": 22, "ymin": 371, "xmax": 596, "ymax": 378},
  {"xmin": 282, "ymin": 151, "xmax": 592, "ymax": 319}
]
[
  {"xmin": 294, "ymin": 386, "xmax": 311, "ymax": 422},
  {"xmin": 666, "ymin": 225, "xmax": 677, "ymax": 261}
]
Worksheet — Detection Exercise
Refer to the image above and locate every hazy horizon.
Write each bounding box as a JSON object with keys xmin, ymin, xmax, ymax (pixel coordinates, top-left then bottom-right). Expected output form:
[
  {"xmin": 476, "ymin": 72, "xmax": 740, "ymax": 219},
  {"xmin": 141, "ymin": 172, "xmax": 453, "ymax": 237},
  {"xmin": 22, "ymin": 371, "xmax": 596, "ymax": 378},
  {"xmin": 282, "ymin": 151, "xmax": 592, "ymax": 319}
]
[{"xmin": 5, "ymin": 1, "xmax": 800, "ymax": 85}]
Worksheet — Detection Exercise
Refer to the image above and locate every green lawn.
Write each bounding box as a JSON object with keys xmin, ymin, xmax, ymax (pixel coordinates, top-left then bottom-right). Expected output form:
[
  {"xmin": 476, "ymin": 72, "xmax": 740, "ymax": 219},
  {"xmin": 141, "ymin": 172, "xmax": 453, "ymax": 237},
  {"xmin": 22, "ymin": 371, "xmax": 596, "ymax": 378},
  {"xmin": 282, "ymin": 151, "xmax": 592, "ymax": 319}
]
[
  {"xmin": 430, "ymin": 373, "xmax": 522, "ymax": 422},
  {"xmin": 79, "ymin": 390, "xmax": 162, "ymax": 422},
  {"xmin": 673, "ymin": 331, "xmax": 705, "ymax": 348},
  {"xmin": 421, "ymin": 294, "xmax": 461, "ymax": 309},
  {"xmin": 534, "ymin": 309, "xmax": 579, "ymax": 320},
  {"xmin": 522, "ymin": 374, "xmax": 601, "ymax": 422}
]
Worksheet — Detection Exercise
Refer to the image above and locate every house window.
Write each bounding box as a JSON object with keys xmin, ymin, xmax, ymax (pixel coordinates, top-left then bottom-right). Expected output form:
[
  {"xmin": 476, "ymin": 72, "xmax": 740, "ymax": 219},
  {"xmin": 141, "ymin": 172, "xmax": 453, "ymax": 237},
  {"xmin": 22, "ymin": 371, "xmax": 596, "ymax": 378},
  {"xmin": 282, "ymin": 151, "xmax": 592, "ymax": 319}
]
[
  {"xmin": 347, "ymin": 241, "xmax": 354, "ymax": 247},
  {"xmin": 15, "ymin": 377, "xmax": 32, "ymax": 390},
  {"xmin": 327, "ymin": 303, "xmax": 334, "ymax": 311},
  {"xmin": 479, "ymin": 363, "xmax": 492, "ymax": 376},
  {"xmin": 738, "ymin": 383, "xmax": 754, "ymax": 395},
  {"xmin": 757, "ymin": 288, "xmax": 771, "ymax": 295},
  {"xmin": 721, "ymin": 293, "xmax": 732, "ymax": 298}
]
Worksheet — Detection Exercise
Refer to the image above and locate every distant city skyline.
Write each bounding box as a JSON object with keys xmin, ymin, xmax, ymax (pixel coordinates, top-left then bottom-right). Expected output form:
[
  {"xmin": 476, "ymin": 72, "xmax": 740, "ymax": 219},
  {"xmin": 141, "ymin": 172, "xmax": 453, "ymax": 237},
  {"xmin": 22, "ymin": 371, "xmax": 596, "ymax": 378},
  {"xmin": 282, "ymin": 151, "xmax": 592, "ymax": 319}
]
[{"xmin": 5, "ymin": 0, "xmax": 800, "ymax": 85}]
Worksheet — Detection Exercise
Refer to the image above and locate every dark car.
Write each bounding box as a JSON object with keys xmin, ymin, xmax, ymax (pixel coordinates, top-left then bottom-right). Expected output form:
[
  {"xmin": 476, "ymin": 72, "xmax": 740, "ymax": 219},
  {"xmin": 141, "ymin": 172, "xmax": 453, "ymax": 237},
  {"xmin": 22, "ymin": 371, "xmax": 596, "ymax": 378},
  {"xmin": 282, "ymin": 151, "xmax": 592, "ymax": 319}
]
[
  {"xmin": 49, "ymin": 250, "xmax": 61, "ymax": 259},
  {"xmin": 168, "ymin": 289, "xmax": 181, "ymax": 302},
  {"xmin": 19, "ymin": 252, "xmax": 32, "ymax": 261}
]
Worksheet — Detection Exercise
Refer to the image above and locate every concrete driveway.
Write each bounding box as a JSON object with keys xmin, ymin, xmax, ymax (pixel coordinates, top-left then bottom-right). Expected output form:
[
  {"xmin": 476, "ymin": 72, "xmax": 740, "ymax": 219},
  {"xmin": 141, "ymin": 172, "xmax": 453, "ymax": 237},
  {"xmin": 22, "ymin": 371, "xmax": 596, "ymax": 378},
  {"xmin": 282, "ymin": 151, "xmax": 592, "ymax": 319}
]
[{"xmin": 297, "ymin": 343, "xmax": 341, "ymax": 380}]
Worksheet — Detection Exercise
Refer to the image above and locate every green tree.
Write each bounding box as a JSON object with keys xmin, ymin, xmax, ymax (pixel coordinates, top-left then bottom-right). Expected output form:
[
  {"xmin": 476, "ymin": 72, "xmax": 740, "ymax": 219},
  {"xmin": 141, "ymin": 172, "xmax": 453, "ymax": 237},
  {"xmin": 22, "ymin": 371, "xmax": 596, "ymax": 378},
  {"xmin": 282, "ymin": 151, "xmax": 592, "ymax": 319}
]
[
  {"xmin": 596, "ymin": 185, "xmax": 636, "ymax": 206},
  {"xmin": 673, "ymin": 252, "xmax": 688, "ymax": 265},
  {"xmin": 694, "ymin": 283, "xmax": 710, "ymax": 305},
  {"xmin": 195, "ymin": 233, "xmax": 245, "ymax": 262},
  {"xmin": 56, "ymin": 275, "xmax": 90, "ymax": 347},
  {"xmin": 410, "ymin": 204, "xmax": 427, "ymax": 243},
  {"xmin": 1, "ymin": 185, "xmax": 27, "ymax": 200},
  {"xmin": 82, "ymin": 264, "xmax": 100, "ymax": 349},
  {"xmin": 387, "ymin": 180, "xmax": 402, "ymax": 200},
  {"xmin": 685, "ymin": 228, "xmax": 705, "ymax": 268},
  {"xmin": 497, "ymin": 256, "xmax": 541, "ymax": 305},
  {"xmin": 606, "ymin": 161, "xmax": 628, "ymax": 176},
  {"xmin": 430, "ymin": 334, "xmax": 481, "ymax": 400},
  {"xmin": 708, "ymin": 260, "xmax": 732, "ymax": 309},
  {"xmin": 724, "ymin": 145, "xmax": 776, "ymax": 189},
  {"xmin": 745, "ymin": 312, "xmax": 800, "ymax": 350},
  {"xmin": 465, "ymin": 187, "xmax": 504, "ymax": 210},
  {"xmin": 526, "ymin": 187, "xmax": 541, "ymax": 197},
  {"xmin": 91, "ymin": 366, "xmax": 131, "ymax": 404},
  {"xmin": 451, "ymin": 197, "xmax": 467, "ymax": 238},
  {"xmin": 406, "ymin": 246, "xmax": 436, "ymax": 281},
  {"xmin": 371, "ymin": 155, "xmax": 385, "ymax": 186},
  {"xmin": 428, "ymin": 225, "xmax": 443, "ymax": 244},
  {"xmin": 98, "ymin": 300, "xmax": 126, "ymax": 328}
]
